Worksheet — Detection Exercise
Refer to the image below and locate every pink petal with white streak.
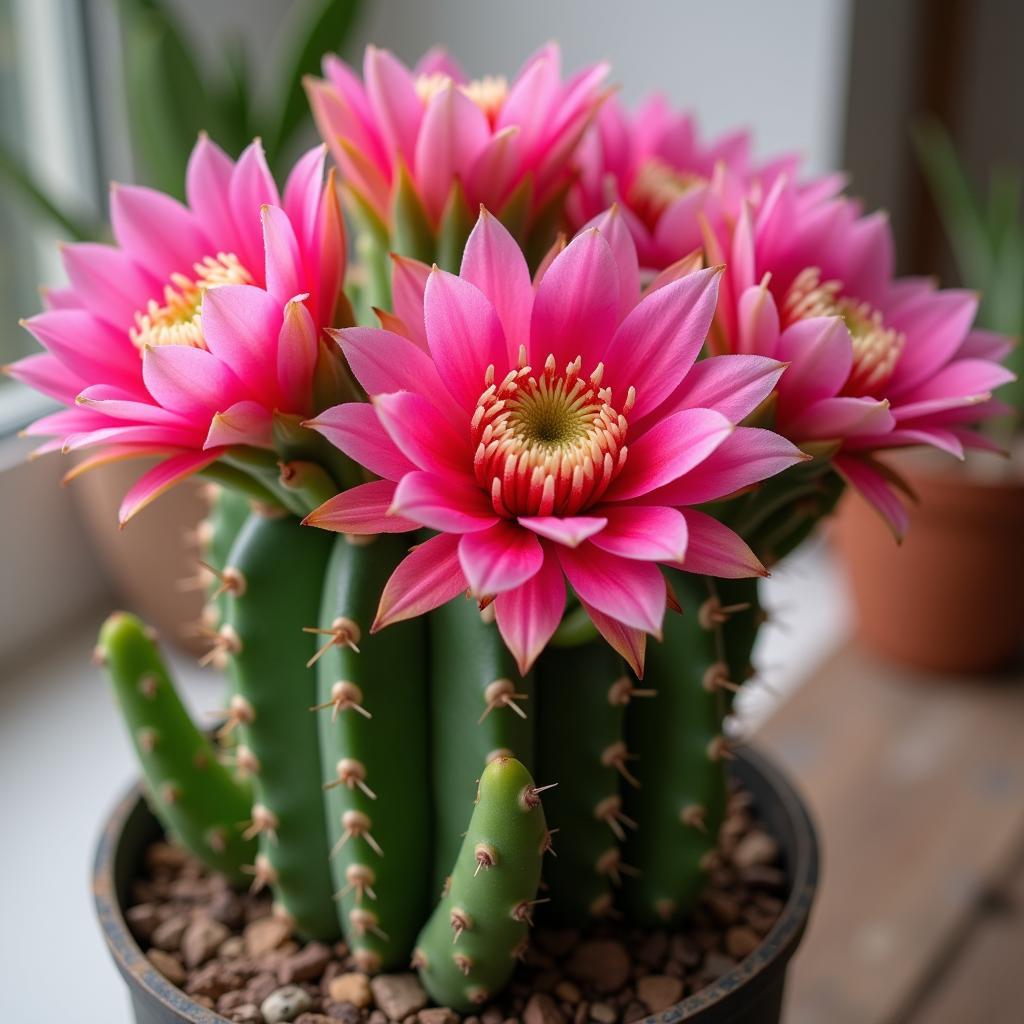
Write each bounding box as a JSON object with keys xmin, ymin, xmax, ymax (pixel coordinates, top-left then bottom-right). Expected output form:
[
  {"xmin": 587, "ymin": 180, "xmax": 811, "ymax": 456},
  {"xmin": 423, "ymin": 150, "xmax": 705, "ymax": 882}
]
[
  {"xmin": 373, "ymin": 532, "xmax": 467, "ymax": 630},
  {"xmin": 304, "ymin": 479, "xmax": 418, "ymax": 535},
  {"xmin": 494, "ymin": 550, "xmax": 566, "ymax": 675}
]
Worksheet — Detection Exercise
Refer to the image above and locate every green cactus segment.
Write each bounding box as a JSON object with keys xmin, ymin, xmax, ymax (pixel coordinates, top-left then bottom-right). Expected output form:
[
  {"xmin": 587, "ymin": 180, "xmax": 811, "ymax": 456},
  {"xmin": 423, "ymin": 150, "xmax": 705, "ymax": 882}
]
[
  {"xmin": 223, "ymin": 511, "xmax": 338, "ymax": 939},
  {"xmin": 429, "ymin": 597, "xmax": 534, "ymax": 894},
  {"xmin": 622, "ymin": 569, "xmax": 733, "ymax": 926},
  {"xmin": 97, "ymin": 612, "xmax": 255, "ymax": 883},
  {"xmin": 414, "ymin": 756, "xmax": 548, "ymax": 1012},
  {"xmin": 317, "ymin": 533, "xmax": 431, "ymax": 972},
  {"xmin": 200, "ymin": 485, "xmax": 252, "ymax": 630},
  {"xmin": 710, "ymin": 577, "xmax": 762, "ymax": 713},
  {"xmin": 536, "ymin": 641, "xmax": 634, "ymax": 921}
]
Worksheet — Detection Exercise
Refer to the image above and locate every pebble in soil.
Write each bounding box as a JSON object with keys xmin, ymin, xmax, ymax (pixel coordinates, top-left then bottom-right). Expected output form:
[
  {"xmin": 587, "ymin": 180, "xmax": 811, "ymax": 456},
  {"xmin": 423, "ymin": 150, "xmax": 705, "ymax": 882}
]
[{"xmin": 128, "ymin": 789, "xmax": 786, "ymax": 1024}]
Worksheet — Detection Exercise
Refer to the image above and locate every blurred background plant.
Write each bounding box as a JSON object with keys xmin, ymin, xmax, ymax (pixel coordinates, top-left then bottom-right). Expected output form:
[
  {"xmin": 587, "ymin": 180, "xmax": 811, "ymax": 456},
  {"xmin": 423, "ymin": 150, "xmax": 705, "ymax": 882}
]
[
  {"xmin": 914, "ymin": 117, "xmax": 1024, "ymax": 438},
  {"xmin": 0, "ymin": 0, "xmax": 363, "ymax": 243}
]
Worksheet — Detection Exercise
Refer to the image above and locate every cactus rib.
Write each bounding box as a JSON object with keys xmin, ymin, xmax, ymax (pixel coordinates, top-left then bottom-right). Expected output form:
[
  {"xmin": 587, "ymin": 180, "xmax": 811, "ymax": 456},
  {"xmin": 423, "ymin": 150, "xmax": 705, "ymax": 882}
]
[
  {"xmin": 223, "ymin": 511, "xmax": 338, "ymax": 938},
  {"xmin": 316, "ymin": 532, "xmax": 432, "ymax": 972}
]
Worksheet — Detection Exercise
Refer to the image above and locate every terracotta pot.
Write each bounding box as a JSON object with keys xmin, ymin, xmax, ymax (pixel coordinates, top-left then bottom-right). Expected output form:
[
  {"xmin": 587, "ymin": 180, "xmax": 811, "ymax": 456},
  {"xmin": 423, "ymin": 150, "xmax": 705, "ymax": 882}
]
[
  {"xmin": 71, "ymin": 456, "xmax": 209, "ymax": 656},
  {"xmin": 833, "ymin": 451, "xmax": 1024, "ymax": 674},
  {"xmin": 93, "ymin": 747, "xmax": 819, "ymax": 1024}
]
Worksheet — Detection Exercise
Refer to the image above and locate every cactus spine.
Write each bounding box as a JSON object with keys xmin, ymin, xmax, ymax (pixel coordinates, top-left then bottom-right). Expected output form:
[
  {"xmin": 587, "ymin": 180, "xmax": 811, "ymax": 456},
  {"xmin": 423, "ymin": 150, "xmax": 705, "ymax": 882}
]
[
  {"xmin": 414, "ymin": 756, "xmax": 548, "ymax": 1012},
  {"xmin": 316, "ymin": 532, "xmax": 432, "ymax": 971},
  {"xmin": 96, "ymin": 612, "xmax": 255, "ymax": 882},
  {"xmin": 223, "ymin": 510, "xmax": 338, "ymax": 938},
  {"xmin": 537, "ymin": 642, "xmax": 639, "ymax": 920},
  {"xmin": 429, "ymin": 596, "xmax": 534, "ymax": 891}
]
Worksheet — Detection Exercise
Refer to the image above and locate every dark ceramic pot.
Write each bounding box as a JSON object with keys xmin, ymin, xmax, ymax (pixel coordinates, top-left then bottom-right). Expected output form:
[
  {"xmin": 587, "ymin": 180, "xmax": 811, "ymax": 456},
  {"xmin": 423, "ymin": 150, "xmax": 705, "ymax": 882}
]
[{"xmin": 94, "ymin": 745, "xmax": 818, "ymax": 1024}]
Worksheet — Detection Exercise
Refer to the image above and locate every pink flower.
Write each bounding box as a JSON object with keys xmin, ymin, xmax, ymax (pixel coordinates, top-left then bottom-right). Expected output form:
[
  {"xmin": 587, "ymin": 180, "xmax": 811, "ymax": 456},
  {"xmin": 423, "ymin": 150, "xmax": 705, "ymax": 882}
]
[
  {"xmin": 6, "ymin": 137, "xmax": 348, "ymax": 523},
  {"xmin": 707, "ymin": 180, "xmax": 1016, "ymax": 535},
  {"xmin": 304, "ymin": 209, "xmax": 805, "ymax": 675},
  {"xmin": 568, "ymin": 95, "xmax": 841, "ymax": 272},
  {"xmin": 306, "ymin": 44, "xmax": 608, "ymax": 237}
]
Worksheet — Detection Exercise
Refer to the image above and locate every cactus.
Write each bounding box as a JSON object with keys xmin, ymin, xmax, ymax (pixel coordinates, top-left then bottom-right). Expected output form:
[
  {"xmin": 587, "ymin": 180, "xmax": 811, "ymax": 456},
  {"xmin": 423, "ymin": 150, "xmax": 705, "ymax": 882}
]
[
  {"xmin": 316, "ymin": 532, "xmax": 432, "ymax": 971},
  {"xmin": 536, "ymin": 641, "xmax": 638, "ymax": 920},
  {"xmin": 413, "ymin": 756, "xmax": 549, "ymax": 1012},
  {"xmin": 622, "ymin": 569, "xmax": 745, "ymax": 924},
  {"xmin": 222, "ymin": 510, "xmax": 339, "ymax": 939},
  {"xmin": 96, "ymin": 612, "xmax": 255, "ymax": 882},
  {"xmin": 429, "ymin": 596, "xmax": 534, "ymax": 891}
]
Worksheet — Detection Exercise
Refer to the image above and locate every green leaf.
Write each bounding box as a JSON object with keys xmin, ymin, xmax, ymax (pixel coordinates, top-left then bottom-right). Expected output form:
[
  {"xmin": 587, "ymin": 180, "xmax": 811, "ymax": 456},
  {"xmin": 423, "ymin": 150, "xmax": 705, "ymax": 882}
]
[
  {"xmin": 264, "ymin": 0, "xmax": 364, "ymax": 169},
  {"xmin": 0, "ymin": 143, "xmax": 102, "ymax": 241},
  {"xmin": 118, "ymin": 1, "xmax": 214, "ymax": 195},
  {"xmin": 911, "ymin": 117, "xmax": 991, "ymax": 289}
]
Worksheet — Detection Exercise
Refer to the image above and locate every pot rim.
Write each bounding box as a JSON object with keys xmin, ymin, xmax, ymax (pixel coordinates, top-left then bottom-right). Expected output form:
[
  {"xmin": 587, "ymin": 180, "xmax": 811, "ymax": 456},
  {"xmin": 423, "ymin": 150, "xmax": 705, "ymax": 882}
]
[{"xmin": 93, "ymin": 744, "xmax": 818, "ymax": 1023}]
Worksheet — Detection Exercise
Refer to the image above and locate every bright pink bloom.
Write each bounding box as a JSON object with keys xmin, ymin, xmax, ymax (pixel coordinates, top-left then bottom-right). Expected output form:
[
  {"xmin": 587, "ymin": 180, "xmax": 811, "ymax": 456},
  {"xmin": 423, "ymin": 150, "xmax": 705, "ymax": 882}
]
[
  {"xmin": 306, "ymin": 44, "xmax": 608, "ymax": 230},
  {"xmin": 305, "ymin": 210, "xmax": 804, "ymax": 675},
  {"xmin": 707, "ymin": 180, "xmax": 1015, "ymax": 535},
  {"xmin": 568, "ymin": 95, "xmax": 841, "ymax": 272},
  {"xmin": 7, "ymin": 137, "xmax": 347, "ymax": 523}
]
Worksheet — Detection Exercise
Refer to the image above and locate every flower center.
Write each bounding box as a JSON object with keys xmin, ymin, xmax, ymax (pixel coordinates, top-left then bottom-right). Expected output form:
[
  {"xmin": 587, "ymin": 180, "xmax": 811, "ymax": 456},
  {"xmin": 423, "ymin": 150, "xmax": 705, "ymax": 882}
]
[
  {"xmin": 415, "ymin": 73, "xmax": 508, "ymax": 124},
  {"xmin": 472, "ymin": 352, "xmax": 634, "ymax": 517},
  {"xmin": 628, "ymin": 158, "xmax": 706, "ymax": 228},
  {"xmin": 130, "ymin": 252, "xmax": 253, "ymax": 352},
  {"xmin": 782, "ymin": 267, "xmax": 905, "ymax": 396}
]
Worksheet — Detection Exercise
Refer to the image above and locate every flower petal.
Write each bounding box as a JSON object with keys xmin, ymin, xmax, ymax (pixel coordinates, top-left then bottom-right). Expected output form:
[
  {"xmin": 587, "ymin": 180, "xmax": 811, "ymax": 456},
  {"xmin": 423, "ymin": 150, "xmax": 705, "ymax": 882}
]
[
  {"xmin": 118, "ymin": 450, "xmax": 220, "ymax": 526},
  {"xmin": 494, "ymin": 550, "xmax": 566, "ymax": 674},
  {"xmin": 676, "ymin": 509, "xmax": 767, "ymax": 578},
  {"xmin": 654, "ymin": 354, "xmax": 785, "ymax": 424},
  {"xmin": 602, "ymin": 267, "xmax": 722, "ymax": 419},
  {"xmin": 142, "ymin": 344, "xmax": 246, "ymax": 419},
  {"xmin": 304, "ymin": 479, "xmax": 419, "ymax": 535},
  {"xmin": 589, "ymin": 505, "xmax": 688, "ymax": 563},
  {"xmin": 276, "ymin": 298, "xmax": 318, "ymax": 413},
  {"xmin": 391, "ymin": 471, "xmax": 498, "ymax": 533},
  {"xmin": 775, "ymin": 316, "xmax": 852, "ymax": 413},
  {"xmin": 518, "ymin": 515, "xmax": 607, "ymax": 547},
  {"xmin": 424, "ymin": 269, "xmax": 506, "ymax": 410},
  {"xmin": 373, "ymin": 390, "xmax": 470, "ymax": 474},
  {"xmin": 460, "ymin": 209, "xmax": 533, "ymax": 365},
  {"xmin": 373, "ymin": 533, "xmax": 466, "ymax": 630},
  {"xmin": 364, "ymin": 45, "xmax": 423, "ymax": 168},
  {"xmin": 459, "ymin": 520, "xmax": 544, "ymax": 596},
  {"xmin": 834, "ymin": 454, "xmax": 910, "ymax": 540},
  {"xmin": 605, "ymin": 408, "xmax": 733, "ymax": 501},
  {"xmin": 556, "ymin": 543, "xmax": 666, "ymax": 634},
  {"xmin": 204, "ymin": 400, "xmax": 273, "ymax": 449},
  {"xmin": 229, "ymin": 140, "xmax": 281, "ymax": 274},
  {"xmin": 578, "ymin": 598, "xmax": 647, "ymax": 678},
  {"xmin": 530, "ymin": 228, "xmax": 619, "ymax": 371},
  {"xmin": 262, "ymin": 204, "xmax": 305, "ymax": 304},
  {"xmin": 307, "ymin": 402, "xmax": 414, "ymax": 481}
]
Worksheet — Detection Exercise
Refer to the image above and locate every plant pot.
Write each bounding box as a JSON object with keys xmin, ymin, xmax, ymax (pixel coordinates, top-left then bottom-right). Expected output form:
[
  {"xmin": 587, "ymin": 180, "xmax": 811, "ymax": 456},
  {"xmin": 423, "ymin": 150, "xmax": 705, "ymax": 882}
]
[
  {"xmin": 832, "ymin": 451, "xmax": 1024, "ymax": 674},
  {"xmin": 93, "ymin": 746, "xmax": 818, "ymax": 1024}
]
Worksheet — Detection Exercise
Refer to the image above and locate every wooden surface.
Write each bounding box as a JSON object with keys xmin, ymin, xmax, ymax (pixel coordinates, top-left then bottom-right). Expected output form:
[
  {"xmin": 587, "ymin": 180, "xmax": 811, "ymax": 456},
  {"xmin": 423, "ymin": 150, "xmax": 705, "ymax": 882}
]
[{"xmin": 756, "ymin": 644, "xmax": 1024, "ymax": 1024}]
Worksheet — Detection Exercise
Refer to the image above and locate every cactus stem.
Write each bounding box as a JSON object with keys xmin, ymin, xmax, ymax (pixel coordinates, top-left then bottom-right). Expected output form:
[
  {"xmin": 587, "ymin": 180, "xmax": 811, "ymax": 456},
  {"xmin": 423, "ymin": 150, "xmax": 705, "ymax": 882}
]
[
  {"xmin": 241, "ymin": 803, "xmax": 280, "ymax": 842},
  {"xmin": 697, "ymin": 597, "xmax": 752, "ymax": 630},
  {"xmin": 510, "ymin": 897, "xmax": 550, "ymax": 926},
  {"xmin": 450, "ymin": 907, "xmax": 473, "ymax": 942},
  {"xmin": 411, "ymin": 948, "xmax": 429, "ymax": 970},
  {"xmin": 479, "ymin": 679, "xmax": 529, "ymax": 723},
  {"xmin": 679, "ymin": 804, "xmax": 708, "ymax": 833},
  {"xmin": 594, "ymin": 795, "xmax": 638, "ymax": 840},
  {"xmin": 453, "ymin": 953, "xmax": 474, "ymax": 976},
  {"xmin": 206, "ymin": 827, "xmax": 227, "ymax": 853},
  {"xmin": 137, "ymin": 727, "xmax": 159, "ymax": 752},
  {"xmin": 332, "ymin": 809, "xmax": 383, "ymax": 858},
  {"xmin": 303, "ymin": 617, "xmax": 362, "ymax": 667},
  {"xmin": 600, "ymin": 740, "xmax": 641, "ymax": 788},
  {"xmin": 350, "ymin": 908, "xmax": 389, "ymax": 940},
  {"xmin": 334, "ymin": 864, "xmax": 378, "ymax": 903},
  {"xmin": 309, "ymin": 680, "xmax": 372, "ymax": 721},
  {"xmin": 595, "ymin": 848, "xmax": 640, "ymax": 886},
  {"xmin": 324, "ymin": 757, "xmax": 377, "ymax": 799},
  {"xmin": 607, "ymin": 676, "xmax": 657, "ymax": 706},
  {"xmin": 235, "ymin": 744, "xmax": 261, "ymax": 778},
  {"xmin": 137, "ymin": 674, "xmax": 159, "ymax": 700},
  {"xmin": 654, "ymin": 898, "xmax": 677, "ymax": 922},
  {"xmin": 520, "ymin": 782, "xmax": 557, "ymax": 809},
  {"xmin": 241, "ymin": 853, "xmax": 279, "ymax": 894},
  {"xmin": 91, "ymin": 644, "xmax": 107, "ymax": 667},
  {"xmin": 177, "ymin": 568, "xmax": 212, "ymax": 592},
  {"xmin": 161, "ymin": 782, "xmax": 182, "ymax": 804}
]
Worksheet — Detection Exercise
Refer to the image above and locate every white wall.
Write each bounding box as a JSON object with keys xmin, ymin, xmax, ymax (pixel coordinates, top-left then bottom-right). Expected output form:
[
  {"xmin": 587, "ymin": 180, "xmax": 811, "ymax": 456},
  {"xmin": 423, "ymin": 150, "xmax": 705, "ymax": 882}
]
[{"xmin": 360, "ymin": 0, "xmax": 853, "ymax": 174}]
